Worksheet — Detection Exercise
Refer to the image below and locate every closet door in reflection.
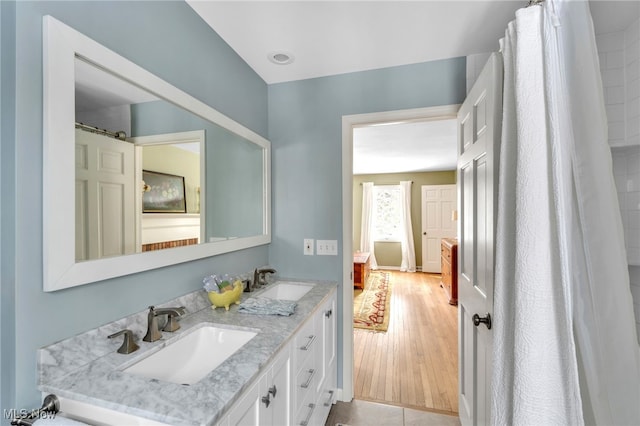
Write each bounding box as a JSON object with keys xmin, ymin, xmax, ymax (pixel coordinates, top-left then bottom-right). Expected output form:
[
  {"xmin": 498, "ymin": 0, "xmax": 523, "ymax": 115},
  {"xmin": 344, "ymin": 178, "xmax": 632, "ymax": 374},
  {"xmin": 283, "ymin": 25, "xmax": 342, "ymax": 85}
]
[{"xmin": 75, "ymin": 128, "xmax": 135, "ymax": 261}]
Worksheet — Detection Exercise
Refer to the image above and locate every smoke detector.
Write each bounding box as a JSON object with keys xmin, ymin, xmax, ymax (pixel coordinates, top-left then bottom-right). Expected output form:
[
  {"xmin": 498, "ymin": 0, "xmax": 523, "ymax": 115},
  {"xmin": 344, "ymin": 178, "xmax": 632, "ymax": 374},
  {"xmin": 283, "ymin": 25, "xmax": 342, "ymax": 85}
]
[{"xmin": 268, "ymin": 51, "xmax": 294, "ymax": 65}]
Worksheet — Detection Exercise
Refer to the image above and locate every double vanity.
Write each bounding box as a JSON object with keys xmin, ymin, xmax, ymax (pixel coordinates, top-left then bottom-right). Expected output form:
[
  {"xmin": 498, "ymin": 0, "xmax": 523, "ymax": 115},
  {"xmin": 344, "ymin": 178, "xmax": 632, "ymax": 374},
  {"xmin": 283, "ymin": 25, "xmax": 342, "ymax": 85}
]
[{"xmin": 38, "ymin": 280, "xmax": 337, "ymax": 426}]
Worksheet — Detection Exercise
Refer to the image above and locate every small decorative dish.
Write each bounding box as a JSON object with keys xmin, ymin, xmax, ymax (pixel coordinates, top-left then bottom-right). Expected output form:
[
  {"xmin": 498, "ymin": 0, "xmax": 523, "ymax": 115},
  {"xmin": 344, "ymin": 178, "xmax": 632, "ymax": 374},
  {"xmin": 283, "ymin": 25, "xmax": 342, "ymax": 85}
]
[{"xmin": 208, "ymin": 280, "xmax": 243, "ymax": 310}]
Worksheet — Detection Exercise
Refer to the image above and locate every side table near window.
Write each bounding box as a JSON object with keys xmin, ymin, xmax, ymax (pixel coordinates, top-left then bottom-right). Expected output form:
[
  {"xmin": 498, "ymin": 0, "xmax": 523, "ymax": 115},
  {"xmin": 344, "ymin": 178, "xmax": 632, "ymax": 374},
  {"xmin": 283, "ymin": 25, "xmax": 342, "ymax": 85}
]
[
  {"xmin": 440, "ymin": 238, "xmax": 458, "ymax": 305},
  {"xmin": 353, "ymin": 252, "xmax": 370, "ymax": 290}
]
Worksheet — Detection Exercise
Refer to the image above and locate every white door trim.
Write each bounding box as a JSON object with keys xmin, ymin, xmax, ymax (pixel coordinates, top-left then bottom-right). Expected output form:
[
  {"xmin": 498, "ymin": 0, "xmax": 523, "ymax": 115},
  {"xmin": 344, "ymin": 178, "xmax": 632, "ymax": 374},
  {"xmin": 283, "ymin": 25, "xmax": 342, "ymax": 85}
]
[{"xmin": 340, "ymin": 104, "xmax": 460, "ymax": 401}]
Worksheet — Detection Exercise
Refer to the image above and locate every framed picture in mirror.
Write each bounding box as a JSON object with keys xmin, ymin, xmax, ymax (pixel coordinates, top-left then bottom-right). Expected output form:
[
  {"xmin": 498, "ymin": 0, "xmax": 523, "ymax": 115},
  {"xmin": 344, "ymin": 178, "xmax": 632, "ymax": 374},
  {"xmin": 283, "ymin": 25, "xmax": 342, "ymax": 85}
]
[{"xmin": 142, "ymin": 170, "xmax": 187, "ymax": 213}]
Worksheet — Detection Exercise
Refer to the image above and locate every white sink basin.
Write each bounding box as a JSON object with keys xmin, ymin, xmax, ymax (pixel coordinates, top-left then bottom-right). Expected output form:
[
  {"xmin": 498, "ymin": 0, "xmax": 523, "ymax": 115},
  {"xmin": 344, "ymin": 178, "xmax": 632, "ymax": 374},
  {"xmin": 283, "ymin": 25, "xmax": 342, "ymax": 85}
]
[
  {"xmin": 123, "ymin": 325, "xmax": 256, "ymax": 385},
  {"xmin": 259, "ymin": 282, "xmax": 314, "ymax": 301}
]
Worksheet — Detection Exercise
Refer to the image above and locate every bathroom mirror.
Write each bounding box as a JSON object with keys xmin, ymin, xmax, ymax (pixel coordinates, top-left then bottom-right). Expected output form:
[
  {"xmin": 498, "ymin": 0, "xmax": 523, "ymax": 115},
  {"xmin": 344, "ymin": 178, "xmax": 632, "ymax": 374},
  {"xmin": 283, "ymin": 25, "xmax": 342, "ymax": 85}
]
[{"xmin": 43, "ymin": 16, "xmax": 271, "ymax": 291}]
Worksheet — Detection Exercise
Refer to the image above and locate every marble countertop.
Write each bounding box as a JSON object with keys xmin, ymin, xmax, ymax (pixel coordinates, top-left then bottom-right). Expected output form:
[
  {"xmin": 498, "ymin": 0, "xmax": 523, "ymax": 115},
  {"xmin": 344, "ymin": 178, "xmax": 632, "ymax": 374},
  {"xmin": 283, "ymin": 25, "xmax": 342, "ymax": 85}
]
[{"xmin": 38, "ymin": 279, "xmax": 337, "ymax": 426}]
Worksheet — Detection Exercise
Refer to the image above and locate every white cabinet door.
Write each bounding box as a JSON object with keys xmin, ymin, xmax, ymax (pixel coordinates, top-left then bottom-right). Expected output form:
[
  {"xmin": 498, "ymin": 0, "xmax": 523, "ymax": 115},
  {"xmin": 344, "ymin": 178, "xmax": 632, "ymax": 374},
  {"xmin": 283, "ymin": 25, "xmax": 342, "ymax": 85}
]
[
  {"xmin": 324, "ymin": 294, "xmax": 337, "ymax": 372},
  {"xmin": 226, "ymin": 375, "xmax": 263, "ymax": 426},
  {"xmin": 265, "ymin": 346, "xmax": 291, "ymax": 426},
  {"xmin": 225, "ymin": 345, "xmax": 291, "ymax": 426},
  {"xmin": 457, "ymin": 52, "xmax": 502, "ymax": 426},
  {"xmin": 313, "ymin": 291, "xmax": 337, "ymax": 425},
  {"xmin": 319, "ymin": 292, "xmax": 336, "ymax": 395}
]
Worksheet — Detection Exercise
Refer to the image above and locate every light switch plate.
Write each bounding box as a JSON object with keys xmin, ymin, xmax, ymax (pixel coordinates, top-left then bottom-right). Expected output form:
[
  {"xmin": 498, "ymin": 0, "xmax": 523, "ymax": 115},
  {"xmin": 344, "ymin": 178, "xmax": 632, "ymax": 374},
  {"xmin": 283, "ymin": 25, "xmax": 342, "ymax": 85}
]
[
  {"xmin": 304, "ymin": 239, "xmax": 314, "ymax": 255},
  {"xmin": 317, "ymin": 240, "xmax": 338, "ymax": 255}
]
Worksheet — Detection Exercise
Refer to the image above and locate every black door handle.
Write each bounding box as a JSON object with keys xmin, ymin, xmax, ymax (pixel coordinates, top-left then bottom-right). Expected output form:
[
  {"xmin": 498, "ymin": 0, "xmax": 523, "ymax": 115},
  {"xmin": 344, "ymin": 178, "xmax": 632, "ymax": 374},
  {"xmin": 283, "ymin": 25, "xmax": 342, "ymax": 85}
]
[{"xmin": 472, "ymin": 313, "xmax": 492, "ymax": 330}]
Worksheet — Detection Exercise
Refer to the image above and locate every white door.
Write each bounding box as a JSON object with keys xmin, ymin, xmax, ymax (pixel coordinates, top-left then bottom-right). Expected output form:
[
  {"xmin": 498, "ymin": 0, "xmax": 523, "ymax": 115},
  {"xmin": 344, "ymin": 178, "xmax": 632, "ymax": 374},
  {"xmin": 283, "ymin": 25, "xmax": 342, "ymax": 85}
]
[
  {"xmin": 421, "ymin": 184, "xmax": 457, "ymax": 272},
  {"xmin": 457, "ymin": 53, "xmax": 502, "ymax": 426},
  {"xmin": 75, "ymin": 129, "xmax": 135, "ymax": 261}
]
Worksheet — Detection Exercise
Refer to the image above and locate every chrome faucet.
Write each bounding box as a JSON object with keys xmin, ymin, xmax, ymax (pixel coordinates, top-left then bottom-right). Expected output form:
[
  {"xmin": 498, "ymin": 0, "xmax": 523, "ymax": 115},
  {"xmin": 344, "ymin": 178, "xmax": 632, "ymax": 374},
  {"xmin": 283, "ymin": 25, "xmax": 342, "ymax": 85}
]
[
  {"xmin": 143, "ymin": 305, "xmax": 186, "ymax": 342},
  {"xmin": 252, "ymin": 268, "xmax": 276, "ymax": 290}
]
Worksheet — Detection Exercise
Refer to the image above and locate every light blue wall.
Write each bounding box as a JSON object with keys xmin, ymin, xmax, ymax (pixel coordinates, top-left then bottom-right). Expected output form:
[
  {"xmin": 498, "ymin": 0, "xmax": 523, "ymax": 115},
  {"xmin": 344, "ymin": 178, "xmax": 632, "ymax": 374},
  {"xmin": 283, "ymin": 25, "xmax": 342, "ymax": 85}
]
[
  {"xmin": 4, "ymin": 0, "xmax": 268, "ymax": 412},
  {"xmin": 1, "ymin": 0, "xmax": 17, "ymax": 417},
  {"xmin": 267, "ymin": 57, "xmax": 466, "ymax": 386}
]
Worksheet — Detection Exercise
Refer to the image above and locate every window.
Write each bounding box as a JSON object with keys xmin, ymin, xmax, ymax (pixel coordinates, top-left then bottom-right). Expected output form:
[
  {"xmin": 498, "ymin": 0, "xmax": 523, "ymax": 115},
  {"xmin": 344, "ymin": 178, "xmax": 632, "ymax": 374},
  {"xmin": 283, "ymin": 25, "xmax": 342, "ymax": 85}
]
[{"xmin": 373, "ymin": 185, "xmax": 401, "ymax": 242}]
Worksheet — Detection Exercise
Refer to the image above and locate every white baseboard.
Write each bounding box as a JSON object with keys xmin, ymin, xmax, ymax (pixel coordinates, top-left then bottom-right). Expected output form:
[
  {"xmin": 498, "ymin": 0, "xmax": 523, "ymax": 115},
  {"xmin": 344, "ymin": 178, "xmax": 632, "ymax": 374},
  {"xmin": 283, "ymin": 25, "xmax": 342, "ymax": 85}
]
[
  {"xmin": 374, "ymin": 266, "xmax": 424, "ymax": 272},
  {"xmin": 335, "ymin": 388, "xmax": 351, "ymax": 403},
  {"xmin": 374, "ymin": 265, "xmax": 401, "ymax": 271}
]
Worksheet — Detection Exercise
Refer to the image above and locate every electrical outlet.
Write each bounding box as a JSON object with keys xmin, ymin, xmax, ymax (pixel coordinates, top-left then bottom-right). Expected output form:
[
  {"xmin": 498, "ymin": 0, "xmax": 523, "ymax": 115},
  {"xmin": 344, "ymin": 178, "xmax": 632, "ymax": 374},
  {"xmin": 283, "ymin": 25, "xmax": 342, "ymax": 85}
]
[
  {"xmin": 304, "ymin": 239, "xmax": 314, "ymax": 255},
  {"xmin": 317, "ymin": 240, "xmax": 338, "ymax": 256}
]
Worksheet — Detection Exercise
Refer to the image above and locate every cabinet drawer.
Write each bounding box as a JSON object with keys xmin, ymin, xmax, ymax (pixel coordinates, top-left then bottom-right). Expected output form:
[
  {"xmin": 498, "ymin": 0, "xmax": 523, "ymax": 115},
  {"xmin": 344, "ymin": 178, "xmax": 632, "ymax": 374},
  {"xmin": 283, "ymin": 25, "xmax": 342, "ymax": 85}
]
[
  {"xmin": 293, "ymin": 352, "xmax": 317, "ymax": 420},
  {"xmin": 441, "ymin": 239, "xmax": 458, "ymax": 305},
  {"xmin": 295, "ymin": 396, "xmax": 317, "ymax": 426},
  {"xmin": 441, "ymin": 263, "xmax": 450, "ymax": 283},
  {"xmin": 294, "ymin": 321, "xmax": 317, "ymax": 369},
  {"xmin": 294, "ymin": 353, "xmax": 318, "ymax": 392},
  {"xmin": 441, "ymin": 247, "xmax": 451, "ymax": 262}
]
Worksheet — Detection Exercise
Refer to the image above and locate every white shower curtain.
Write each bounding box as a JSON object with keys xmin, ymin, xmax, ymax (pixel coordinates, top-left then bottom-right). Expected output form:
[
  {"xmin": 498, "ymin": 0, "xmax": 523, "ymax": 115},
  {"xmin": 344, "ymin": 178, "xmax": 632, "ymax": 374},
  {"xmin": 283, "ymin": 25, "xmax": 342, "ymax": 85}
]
[
  {"xmin": 492, "ymin": 1, "xmax": 640, "ymax": 425},
  {"xmin": 399, "ymin": 181, "xmax": 416, "ymax": 272},
  {"xmin": 360, "ymin": 182, "xmax": 378, "ymax": 270}
]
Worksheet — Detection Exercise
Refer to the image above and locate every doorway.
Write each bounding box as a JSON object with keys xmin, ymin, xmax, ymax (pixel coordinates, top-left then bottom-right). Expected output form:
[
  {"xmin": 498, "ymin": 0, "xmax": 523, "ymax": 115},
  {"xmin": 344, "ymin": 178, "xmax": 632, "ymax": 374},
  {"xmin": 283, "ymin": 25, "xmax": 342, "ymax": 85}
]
[
  {"xmin": 341, "ymin": 105, "xmax": 460, "ymax": 412},
  {"xmin": 421, "ymin": 184, "xmax": 457, "ymax": 273}
]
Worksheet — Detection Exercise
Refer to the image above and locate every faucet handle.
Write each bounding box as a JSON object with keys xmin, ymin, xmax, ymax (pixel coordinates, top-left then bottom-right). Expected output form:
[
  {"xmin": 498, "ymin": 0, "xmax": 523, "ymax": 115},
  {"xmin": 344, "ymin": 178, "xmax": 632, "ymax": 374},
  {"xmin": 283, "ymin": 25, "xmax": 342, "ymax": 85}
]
[
  {"xmin": 108, "ymin": 329, "xmax": 139, "ymax": 354},
  {"xmin": 162, "ymin": 306, "xmax": 186, "ymax": 332},
  {"xmin": 143, "ymin": 306, "xmax": 162, "ymax": 342}
]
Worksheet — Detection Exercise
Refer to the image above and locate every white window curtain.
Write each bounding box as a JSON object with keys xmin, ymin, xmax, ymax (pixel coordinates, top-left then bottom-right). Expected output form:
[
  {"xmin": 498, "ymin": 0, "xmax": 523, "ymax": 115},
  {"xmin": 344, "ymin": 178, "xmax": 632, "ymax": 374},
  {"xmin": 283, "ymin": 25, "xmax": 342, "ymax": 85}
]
[
  {"xmin": 360, "ymin": 182, "xmax": 378, "ymax": 270},
  {"xmin": 492, "ymin": 1, "xmax": 640, "ymax": 425},
  {"xmin": 399, "ymin": 181, "xmax": 416, "ymax": 272}
]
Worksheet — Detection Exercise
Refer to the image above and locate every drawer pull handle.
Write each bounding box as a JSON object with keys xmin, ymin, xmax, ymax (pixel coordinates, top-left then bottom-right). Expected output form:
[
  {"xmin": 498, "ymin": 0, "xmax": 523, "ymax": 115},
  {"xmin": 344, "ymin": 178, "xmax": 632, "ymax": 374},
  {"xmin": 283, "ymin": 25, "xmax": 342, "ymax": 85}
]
[
  {"xmin": 324, "ymin": 389, "xmax": 335, "ymax": 407},
  {"xmin": 325, "ymin": 309, "xmax": 332, "ymax": 319},
  {"xmin": 261, "ymin": 394, "xmax": 270, "ymax": 408},
  {"xmin": 300, "ymin": 403, "xmax": 315, "ymax": 426},
  {"xmin": 300, "ymin": 368, "xmax": 316, "ymax": 389},
  {"xmin": 269, "ymin": 385, "xmax": 277, "ymax": 398},
  {"xmin": 299, "ymin": 335, "xmax": 316, "ymax": 351}
]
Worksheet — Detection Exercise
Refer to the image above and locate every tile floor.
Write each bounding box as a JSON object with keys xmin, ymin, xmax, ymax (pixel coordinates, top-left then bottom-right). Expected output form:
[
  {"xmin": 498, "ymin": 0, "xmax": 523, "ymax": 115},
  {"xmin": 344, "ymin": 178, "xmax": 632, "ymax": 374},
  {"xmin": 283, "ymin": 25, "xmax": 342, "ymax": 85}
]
[{"xmin": 325, "ymin": 399, "xmax": 461, "ymax": 426}]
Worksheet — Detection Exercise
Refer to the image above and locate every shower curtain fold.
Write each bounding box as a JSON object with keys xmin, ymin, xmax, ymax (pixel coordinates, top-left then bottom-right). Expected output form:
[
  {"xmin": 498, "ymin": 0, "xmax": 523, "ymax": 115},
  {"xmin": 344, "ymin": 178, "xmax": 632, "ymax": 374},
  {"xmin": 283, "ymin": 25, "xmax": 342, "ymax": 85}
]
[{"xmin": 491, "ymin": 1, "xmax": 640, "ymax": 425}]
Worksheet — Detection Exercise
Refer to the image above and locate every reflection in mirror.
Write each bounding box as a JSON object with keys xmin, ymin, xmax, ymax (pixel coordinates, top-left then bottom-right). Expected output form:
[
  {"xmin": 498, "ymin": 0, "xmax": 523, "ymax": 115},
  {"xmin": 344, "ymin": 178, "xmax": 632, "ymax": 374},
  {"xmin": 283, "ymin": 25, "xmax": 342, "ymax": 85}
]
[
  {"xmin": 44, "ymin": 16, "xmax": 270, "ymax": 291},
  {"xmin": 134, "ymin": 131, "xmax": 204, "ymax": 254},
  {"xmin": 129, "ymin": 94, "xmax": 265, "ymax": 242},
  {"xmin": 73, "ymin": 58, "xmax": 264, "ymax": 262}
]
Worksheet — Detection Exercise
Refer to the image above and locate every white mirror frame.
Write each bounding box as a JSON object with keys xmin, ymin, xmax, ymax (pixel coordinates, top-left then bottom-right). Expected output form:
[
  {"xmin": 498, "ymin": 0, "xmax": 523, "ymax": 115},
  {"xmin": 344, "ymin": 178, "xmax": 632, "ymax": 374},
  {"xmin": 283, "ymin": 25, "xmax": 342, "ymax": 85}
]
[{"xmin": 43, "ymin": 16, "xmax": 271, "ymax": 291}]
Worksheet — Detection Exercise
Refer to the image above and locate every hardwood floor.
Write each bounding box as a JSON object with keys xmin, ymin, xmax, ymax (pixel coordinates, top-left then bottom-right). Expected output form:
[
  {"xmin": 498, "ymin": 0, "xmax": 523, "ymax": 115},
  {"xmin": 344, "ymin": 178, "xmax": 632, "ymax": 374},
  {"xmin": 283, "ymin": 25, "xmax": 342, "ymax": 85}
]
[{"xmin": 353, "ymin": 270, "xmax": 458, "ymax": 415}]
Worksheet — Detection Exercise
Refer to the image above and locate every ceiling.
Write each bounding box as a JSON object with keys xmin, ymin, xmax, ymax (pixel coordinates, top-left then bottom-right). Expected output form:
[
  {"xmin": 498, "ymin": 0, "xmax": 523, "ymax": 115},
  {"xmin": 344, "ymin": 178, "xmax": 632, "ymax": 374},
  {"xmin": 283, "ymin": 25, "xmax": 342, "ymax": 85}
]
[
  {"xmin": 75, "ymin": 58, "xmax": 158, "ymax": 113},
  {"xmin": 188, "ymin": 1, "xmax": 639, "ymax": 86},
  {"xmin": 186, "ymin": 1, "xmax": 639, "ymax": 175},
  {"xmin": 353, "ymin": 119, "xmax": 458, "ymax": 174},
  {"xmin": 187, "ymin": 1, "xmax": 523, "ymax": 85}
]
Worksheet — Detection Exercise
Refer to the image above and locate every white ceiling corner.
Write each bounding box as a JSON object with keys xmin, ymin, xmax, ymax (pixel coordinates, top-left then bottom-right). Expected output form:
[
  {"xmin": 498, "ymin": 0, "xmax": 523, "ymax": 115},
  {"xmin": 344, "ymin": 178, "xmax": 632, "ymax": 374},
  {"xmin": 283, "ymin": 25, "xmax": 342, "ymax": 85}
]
[{"xmin": 186, "ymin": 0, "xmax": 639, "ymax": 174}]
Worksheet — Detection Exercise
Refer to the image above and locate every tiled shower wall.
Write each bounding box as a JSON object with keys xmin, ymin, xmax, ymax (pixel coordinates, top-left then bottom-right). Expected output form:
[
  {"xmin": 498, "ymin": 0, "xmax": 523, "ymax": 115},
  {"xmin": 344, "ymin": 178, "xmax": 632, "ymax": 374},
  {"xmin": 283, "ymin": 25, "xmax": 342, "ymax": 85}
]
[{"xmin": 596, "ymin": 17, "xmax": 640, "ymax": 339}]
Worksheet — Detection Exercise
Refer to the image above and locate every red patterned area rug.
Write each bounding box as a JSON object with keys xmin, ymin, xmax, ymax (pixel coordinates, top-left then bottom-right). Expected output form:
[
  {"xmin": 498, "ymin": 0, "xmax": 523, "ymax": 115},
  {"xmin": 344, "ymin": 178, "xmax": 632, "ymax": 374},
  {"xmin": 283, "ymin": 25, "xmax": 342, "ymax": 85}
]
[{"xmin": 353, "ymin": 271, "xmax": 391, "ymax": 332}]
